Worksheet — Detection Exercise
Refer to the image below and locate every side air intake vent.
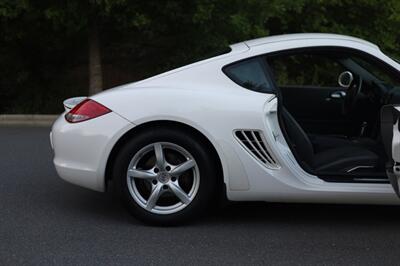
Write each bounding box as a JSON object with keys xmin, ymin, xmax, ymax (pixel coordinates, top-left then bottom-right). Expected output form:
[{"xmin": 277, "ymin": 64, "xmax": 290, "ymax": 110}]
[{"xmin": 235, "ymin": 130, "xmax": 279, "ymax": 169}]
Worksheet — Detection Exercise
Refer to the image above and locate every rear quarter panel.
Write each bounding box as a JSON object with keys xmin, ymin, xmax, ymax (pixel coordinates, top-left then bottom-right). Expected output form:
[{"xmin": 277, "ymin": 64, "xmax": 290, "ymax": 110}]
[{"xmin": 91, "ymin": 64, "xmax": 274, "ymax": 192}]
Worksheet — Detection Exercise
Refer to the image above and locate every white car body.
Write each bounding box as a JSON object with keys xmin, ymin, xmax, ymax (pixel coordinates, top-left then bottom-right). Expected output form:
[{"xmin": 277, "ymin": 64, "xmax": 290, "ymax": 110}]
[{"xmin": 51, "ymin": 33, "xmax": 400, "ymax": 205}]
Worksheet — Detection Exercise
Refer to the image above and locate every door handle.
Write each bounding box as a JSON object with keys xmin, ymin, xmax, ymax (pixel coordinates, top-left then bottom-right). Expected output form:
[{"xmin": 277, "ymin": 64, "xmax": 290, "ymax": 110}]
[{"xmin": 330, "ymin": 91, "xmax": 346, "ymax": 99}]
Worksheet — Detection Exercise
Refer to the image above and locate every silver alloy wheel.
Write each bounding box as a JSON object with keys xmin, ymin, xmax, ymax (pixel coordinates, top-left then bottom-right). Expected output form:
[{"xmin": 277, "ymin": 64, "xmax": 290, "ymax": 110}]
[{"xmin": 126, "ymin": 142, "xmax": 200, "ymax": 214}]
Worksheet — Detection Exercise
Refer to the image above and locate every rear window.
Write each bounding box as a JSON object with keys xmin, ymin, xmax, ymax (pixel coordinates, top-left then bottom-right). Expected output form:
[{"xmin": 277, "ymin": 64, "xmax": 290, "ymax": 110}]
[{"xmin": 223, "ymin": 58, "xmax": 274, "ymax": 93}]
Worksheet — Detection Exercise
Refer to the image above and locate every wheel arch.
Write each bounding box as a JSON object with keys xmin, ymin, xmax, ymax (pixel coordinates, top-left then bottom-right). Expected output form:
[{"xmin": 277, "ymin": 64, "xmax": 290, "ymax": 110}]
[{"xmin": 105, "ymin": 120, "xmax": 226, "ymax": 192}]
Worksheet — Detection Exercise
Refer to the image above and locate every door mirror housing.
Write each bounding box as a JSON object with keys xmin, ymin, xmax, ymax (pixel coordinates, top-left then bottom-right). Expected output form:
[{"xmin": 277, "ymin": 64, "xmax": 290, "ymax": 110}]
[{"xmin": 338, "ymin": 71, "xmax": 354, "ymax": 88}]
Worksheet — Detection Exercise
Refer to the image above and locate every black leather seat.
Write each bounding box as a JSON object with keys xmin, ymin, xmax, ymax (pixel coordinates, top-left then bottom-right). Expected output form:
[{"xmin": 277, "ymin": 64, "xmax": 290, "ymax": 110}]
[
  {"xmin": 308, "ymin": 134, "xmax": 381, "ymax": 154},
  {"xmin": 281, "ymin": 107, "xmax": 379, "ymax": 172},
  {"xmin": 312, "ymin": 146, "xmax": 378, "ymax": 172}
]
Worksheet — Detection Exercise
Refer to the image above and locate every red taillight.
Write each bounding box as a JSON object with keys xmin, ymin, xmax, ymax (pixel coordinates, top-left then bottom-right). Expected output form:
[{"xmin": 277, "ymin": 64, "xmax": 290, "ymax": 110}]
[{"xmin": 65, "ymin": 99, "xmax": 111, "ymax": 123}]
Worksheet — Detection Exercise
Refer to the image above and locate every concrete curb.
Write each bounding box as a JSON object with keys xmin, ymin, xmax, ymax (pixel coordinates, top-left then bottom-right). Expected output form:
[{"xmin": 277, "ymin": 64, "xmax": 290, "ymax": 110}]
[{"xmin": 0, "ymin": 114, "xmax": 59, "ymax": 126}]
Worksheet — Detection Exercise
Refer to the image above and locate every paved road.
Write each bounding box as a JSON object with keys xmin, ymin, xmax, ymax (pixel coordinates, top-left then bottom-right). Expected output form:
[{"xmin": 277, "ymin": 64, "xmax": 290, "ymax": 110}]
[{"xmin": 1, "ymin": 126, "xmax": 400, "ymax": 265}]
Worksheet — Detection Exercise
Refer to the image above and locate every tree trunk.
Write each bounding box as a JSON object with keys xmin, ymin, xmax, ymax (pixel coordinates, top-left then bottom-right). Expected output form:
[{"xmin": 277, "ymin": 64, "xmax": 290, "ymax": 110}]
[{"xmin": 88, "ymin": 20, "xmax": 103, "ymax": 95}]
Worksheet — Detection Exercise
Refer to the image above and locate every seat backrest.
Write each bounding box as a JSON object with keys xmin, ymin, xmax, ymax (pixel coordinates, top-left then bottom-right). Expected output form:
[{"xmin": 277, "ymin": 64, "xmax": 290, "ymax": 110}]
[{"xmin": 281, "ymin": 107, "xmax": 314, "ymax": 166}]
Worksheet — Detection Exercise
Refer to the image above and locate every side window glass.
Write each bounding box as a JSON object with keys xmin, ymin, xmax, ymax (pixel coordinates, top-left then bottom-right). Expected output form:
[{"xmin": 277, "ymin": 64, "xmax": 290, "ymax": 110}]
[
  {"xmin": 224, "ymin": 58, "xmax": 274, "ymax": 93},
  {"xmin": 350, "ymin": 56, "xmax": 400, "ymax": 86},
  {"xmin": 267, "ymin": 54, "xmax": 346, "ymax": 87}
]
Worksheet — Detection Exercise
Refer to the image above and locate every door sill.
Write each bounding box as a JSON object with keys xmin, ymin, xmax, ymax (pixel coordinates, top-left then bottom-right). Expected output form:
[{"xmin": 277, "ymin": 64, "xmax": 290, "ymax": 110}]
[{"xmin": 319, "ymin": 173, "xmax": 389, "ymax": 184}]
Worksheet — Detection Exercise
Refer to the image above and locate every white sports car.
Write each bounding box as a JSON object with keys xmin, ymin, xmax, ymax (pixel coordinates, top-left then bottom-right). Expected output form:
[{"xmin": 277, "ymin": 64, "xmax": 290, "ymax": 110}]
[{"xmin": 51, "ymin": 33, "xmax": 400, "ymax": 225}]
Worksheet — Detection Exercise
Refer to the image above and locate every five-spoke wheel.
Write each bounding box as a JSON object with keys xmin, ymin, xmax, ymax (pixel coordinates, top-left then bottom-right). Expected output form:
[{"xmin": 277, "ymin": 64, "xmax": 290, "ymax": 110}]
[
  {"xmin": 126, "ymin": 142, "xmax": 200, "ymax": 214},
  {"xmin": 114, "ymin": 127, "xmax": 218, "ymax": 225}
]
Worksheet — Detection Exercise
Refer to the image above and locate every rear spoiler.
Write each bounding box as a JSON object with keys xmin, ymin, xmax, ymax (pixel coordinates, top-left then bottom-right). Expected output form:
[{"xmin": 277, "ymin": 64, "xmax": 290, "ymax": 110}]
[{"xmin": 63, "ymin": 97, "xmax": 87, "ymax": 112}]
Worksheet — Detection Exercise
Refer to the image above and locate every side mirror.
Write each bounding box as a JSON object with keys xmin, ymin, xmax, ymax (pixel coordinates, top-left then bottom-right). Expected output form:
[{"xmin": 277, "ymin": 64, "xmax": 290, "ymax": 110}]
[{"xmin": 338, "ymin": 71, "xmax": 354, "ymax": 89}]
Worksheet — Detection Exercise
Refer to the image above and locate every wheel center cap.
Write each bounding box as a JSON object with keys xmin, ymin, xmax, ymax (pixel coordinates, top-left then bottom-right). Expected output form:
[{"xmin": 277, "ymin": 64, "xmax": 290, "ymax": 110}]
[{"xmin": 157, "ymin": 171, "xmax": 170, "ymax": 183}]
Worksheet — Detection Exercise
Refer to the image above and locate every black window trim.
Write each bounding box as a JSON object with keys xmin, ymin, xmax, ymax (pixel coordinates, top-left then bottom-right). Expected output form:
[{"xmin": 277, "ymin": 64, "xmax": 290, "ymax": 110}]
[{"xmin": 222, "ymin": 55, "xmax": 277, "ymax": 94}]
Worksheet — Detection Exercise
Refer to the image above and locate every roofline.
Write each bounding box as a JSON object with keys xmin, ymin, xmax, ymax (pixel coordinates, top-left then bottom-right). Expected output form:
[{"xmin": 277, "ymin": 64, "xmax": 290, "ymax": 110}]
[{"xmin": 233, "ymin": 33, "xmax": 380, "ymax": 50}]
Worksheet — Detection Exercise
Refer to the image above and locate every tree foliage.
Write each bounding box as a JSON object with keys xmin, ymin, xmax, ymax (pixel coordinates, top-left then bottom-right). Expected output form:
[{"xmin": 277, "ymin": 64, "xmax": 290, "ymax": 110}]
[{"xmin": 1, "ymin": 0, "xmax": 400, "ymax": 113}]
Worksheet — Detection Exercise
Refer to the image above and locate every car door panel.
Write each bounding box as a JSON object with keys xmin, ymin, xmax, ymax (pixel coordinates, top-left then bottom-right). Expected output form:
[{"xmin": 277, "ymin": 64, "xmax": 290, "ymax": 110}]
[{"xmin": 381, "ymin": 105, "xmax": 400, "ymax": 197}]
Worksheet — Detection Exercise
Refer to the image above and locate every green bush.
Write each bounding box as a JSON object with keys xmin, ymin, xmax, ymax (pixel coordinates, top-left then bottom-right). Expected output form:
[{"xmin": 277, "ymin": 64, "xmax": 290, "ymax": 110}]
[{"xmin": 0, "ymin": 0, "xmax": 399, "ymax": 113}]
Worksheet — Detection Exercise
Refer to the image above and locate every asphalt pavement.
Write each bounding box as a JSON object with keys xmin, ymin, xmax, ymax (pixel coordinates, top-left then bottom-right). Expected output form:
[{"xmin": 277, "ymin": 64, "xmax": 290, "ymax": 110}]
[{"xmin": 1, "ymin": 126, "xmax": 400, "ymax": 265}]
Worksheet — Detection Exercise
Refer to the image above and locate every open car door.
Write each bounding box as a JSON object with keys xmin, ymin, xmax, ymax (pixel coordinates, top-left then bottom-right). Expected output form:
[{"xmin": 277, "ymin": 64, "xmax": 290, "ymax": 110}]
[{"xmin": 382, "ymin": 105, "xmax": 400, "ymax": 196}]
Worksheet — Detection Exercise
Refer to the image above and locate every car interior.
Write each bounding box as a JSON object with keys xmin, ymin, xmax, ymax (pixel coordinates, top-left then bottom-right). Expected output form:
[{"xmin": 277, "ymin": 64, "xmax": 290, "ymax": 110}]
[{"xmin": 265, "ymin": 47, "xmax": 400, "ymax": 183}]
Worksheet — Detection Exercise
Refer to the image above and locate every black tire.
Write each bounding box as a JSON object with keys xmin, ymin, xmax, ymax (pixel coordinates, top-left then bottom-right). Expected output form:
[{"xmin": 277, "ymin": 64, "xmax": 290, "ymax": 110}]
[{"xmin": 113, "ymin": 127, "xmax": 219, "ymax": 225}]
